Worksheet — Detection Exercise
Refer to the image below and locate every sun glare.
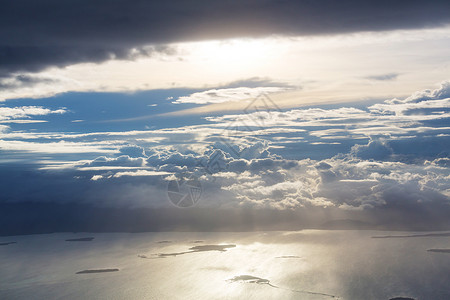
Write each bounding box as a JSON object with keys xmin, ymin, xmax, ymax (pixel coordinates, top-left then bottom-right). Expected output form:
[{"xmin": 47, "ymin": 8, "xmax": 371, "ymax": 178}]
[{"xmin": 188, "ymin": 38, "xmax": 279, "ymax": 71}]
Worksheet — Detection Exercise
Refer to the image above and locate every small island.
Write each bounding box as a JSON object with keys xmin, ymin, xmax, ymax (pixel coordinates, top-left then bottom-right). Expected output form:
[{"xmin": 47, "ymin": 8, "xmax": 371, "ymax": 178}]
[
  {"xmin": 427, "ymin": 249, "xmax": 450, "ymax": 253},
  {"xmin": 140, "ymin": 244, "xmax": 236, "ymax": 258},
  {"xmin": 65, "ymin": 237, "xmax": 94, "ymax": 242},
  {"xmin": 228, "ymin": 275, "xmax": 338, "ymax": 298},
  {"xmin": 76, "ymin": 268, "xmax": 119, "ymax": 274},
  {"xmin": 373, "ymin": 232, "xmax": 450, "ymax": 239},
  {"xmin": 276, "ymin": 255, "xmax": 302, "ymax": 259},
  {"xmin": 0, "ymin": 242, "xmax": 17, "ymax": 246}
]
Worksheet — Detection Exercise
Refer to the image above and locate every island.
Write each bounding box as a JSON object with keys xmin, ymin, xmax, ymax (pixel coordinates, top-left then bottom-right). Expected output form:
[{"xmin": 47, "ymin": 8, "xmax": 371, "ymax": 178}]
[
  {"xmin": 0, "ymin": 242, "xmax": 17, "ymax": 246},
  {"xmin": 65, "ymin": 237, "xmax": 94, "ymax": 242},
  {"xmin": 427, "ymin": 249, "xmax": 450, "ymax": 253},
  {"xmin": 76, "ymin": 268, "xmax": 119, "ymax": 274}
]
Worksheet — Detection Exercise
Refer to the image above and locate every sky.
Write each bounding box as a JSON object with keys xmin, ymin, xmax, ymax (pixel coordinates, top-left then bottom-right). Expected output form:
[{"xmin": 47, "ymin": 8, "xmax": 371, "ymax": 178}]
[{"xmin": 0, "ymin": 0, "xmax": 449, "ymax": 234}]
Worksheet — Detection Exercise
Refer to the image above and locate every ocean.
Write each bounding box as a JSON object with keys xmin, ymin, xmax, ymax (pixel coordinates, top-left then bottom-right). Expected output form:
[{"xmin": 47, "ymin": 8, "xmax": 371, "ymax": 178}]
[{"xmin": 1, "ymin": 230, "xmax": 449, "ymax": 299}]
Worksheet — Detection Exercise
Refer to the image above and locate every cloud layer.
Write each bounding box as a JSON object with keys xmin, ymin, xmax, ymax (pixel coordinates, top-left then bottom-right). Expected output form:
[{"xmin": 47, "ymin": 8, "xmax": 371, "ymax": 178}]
[
  {"xmin": 0, "ymin": 81, "xmax": 449, "ymax": 233},
  {"xmin": 2, "ymin": 0, "xmax": 450, "ymax": 77}
]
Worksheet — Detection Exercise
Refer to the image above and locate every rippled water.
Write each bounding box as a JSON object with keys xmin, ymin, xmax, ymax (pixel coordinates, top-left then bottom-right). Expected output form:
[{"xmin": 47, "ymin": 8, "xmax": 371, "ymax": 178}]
[{"xmin": 1, "ymin": 230, "xmax": 449, "ymax": 299}]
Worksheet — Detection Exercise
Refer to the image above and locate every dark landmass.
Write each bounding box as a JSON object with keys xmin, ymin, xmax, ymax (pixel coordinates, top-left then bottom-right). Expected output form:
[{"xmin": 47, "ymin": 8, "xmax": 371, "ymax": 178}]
[
  {"xmin": 65, "ymin": 237, "xmax": 94, "ymax": 242},
  {"xmin": 0, "ymin": 242, "xmax": 17, "ymax": 246},
  {"xmin": 228, "ymin": 275, "xmax": 338, "ymax": 298},
  {"xmin": 228, "ymin": 275, "xmax": 270, "ymax": 284},
  {"xmin": 157, "ymin": 240, "xmax": 172, "ymax": 243},
  {"xmin": 276, "ymin": 255, "xmax": 302, "ymax": 259},
  {"xmin": 139, "ymin": 244, "xmax": 236, "ymax": 258},
  {"xmin": 76, "ymin": 269, "xmax": 119, "ymax": 274},
  {"xmin": 373, "ymin": 232, "xmax": 450, "ymax": 238},
  {"xmin": 189, "ymin": 245, "xmax": 236, "ymax": 252},
  {"xmin": 2, "ymin": 202, "xmax": 450, "ymax": 236},
  {"xmin": 427, "ymin": 249, "xmax": 450, "ymax": 253},
  {"xmin": 389, "ymin": 297, "xmax": 415, "ymax": 300},
  {"xmin": 191, "ymin": 240, "xmax": 204, "ymax": 243},
  {"xmin": 157, "ymin": 244, "xmax": 236, "ymax": 257}
]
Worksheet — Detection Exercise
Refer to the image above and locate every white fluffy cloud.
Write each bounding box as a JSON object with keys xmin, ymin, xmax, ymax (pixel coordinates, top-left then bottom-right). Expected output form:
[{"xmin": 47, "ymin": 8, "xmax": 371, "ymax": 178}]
[
  {"xmin": 201, "ymin": 153, "xmax": 450, "ymax": 210},
  {"xmin": 402, "ymin": 81, "xmax": 450, "ymax": 103},
  {"xmin": 0, "ymin": 106, "xmax": 66, "ymax": 122},
  {"xmin": 174, "ymin": 87, "xmax": 289, "ymax": 104}
]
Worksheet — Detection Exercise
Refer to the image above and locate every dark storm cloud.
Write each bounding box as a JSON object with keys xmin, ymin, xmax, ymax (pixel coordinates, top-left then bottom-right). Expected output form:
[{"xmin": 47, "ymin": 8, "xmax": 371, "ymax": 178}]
[{"xmin": 1, "ymin": 0, "xmax": 450, "ymax": 76}]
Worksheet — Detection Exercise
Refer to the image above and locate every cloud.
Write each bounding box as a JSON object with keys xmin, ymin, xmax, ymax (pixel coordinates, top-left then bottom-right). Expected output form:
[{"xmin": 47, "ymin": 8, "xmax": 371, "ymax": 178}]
[
  {"xmin": 71, "ymin": 134, "xmax": 447, "ymax": 213},
  {"xmin": 174, "ymin": 87, "xmax": 289, "ymax": 104},
  {"xmin": 3, "ymin": 140, "xmax": 449, "ymax": 213},
  {"xmin": 388, "ymin": 80, "xmax": 450, "ymax": 104},
  {"xmin": 0, "ymin": 42, "xmax": 176, "ymax": 77},
  {"xmin": 351, "ymin": 140, "xmax": 393, "ymax": 160},
  {"xmin": 91, "ymin": 170, "xmax": 171, "ymax": 180},
  {"xmin": 0, "ymin": 135, "xmax": 448, "ymax": 233},
  {"xmin": 0, "ymin": 74, "xmax": 62, "ymax": 89},
  {"xmin": 2, "ymin": 1, "xmax": 450, "ymax": 77},
  {"xmin": 364, "ymin": 73, "xmax": 399, "ymax": 81},
  {"xmin": 0, "ymin": 140, "xmax": 115, "ymax": 154},
  {"xmin": 220, "ymin": 77, "xmax": 295, "ymax": 89},
  {"xmin": 118, "ymin": 145, "xmax": 147, "ymax": 158},
  {"xmin": 0, "ymin": 81, "xmax": 449, "ymax": 232},
  {"xmin": 426, "ymin": 157, "xmax": 450, "ymax": 168},
  {"xmin": 84, "ymin": 155, "xmax": 146, "ymax": 168},
  {"xmin": 0, "ymin": 73, "xmax": 80, "ymax": 101},
  {"xmin": 0, "ymin": 124, "xmax": 9, "ymax": 133},
  {"xmin": 112, "ymin": 170, "xmax": 171, "ymax": 178},
  {"xmin": 173, "ymin": 79, "xmax": 295, "ymax": 105},
  {"xmin": 2, "ymin": 79, "xmax": 447, "ymax": 163},
  {"xmin": 0, "ymin": 106, "xmax": 66, "ymax": 122},
  {"xmin": 0, "ymin": 80, "xmax": 447, "ymax": 166},
  {"xmin": 207, "ymin": 98, "xmax": 449, "ymax": 154}
]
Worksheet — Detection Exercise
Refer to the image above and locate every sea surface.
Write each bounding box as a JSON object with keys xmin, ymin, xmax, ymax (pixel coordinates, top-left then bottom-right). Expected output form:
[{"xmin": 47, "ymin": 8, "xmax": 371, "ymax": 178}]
[{"xmin": 1, "ymin": 230, "xmax": 449, "ymax": 299}]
